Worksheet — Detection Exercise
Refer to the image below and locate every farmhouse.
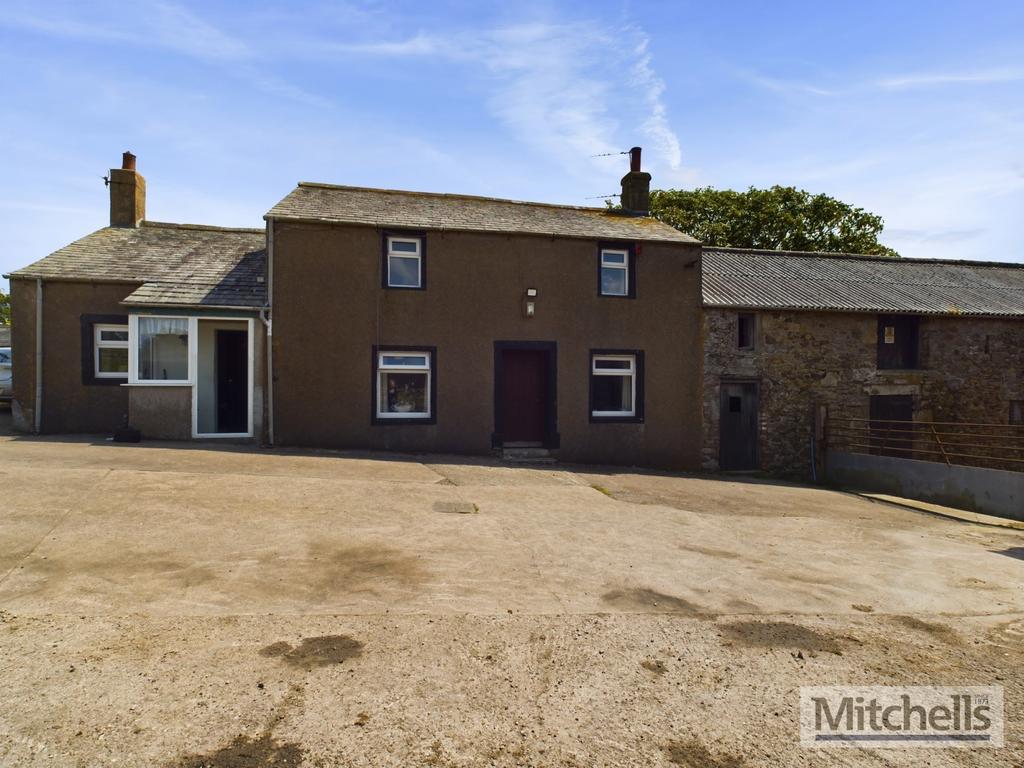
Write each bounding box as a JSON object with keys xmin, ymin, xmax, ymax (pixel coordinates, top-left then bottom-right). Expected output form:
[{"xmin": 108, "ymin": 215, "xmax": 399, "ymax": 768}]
[
  {"xmin": 6, "ymin": 150, "xmax": 704, "ymax": 468},
  {"xmin": 6, "ymin": 151, "xmax": 1024, "ymax": 476}
]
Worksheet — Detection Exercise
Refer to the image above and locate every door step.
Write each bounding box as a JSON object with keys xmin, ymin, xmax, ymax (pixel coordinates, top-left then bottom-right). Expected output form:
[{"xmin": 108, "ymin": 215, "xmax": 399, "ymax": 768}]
[{"xmin": 500, "ymin": 446, "xmax": 557, "ymax": 464}]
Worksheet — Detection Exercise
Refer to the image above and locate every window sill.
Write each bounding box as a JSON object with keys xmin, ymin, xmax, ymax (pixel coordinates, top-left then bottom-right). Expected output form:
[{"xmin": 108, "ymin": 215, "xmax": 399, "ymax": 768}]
[
  {"xmin": 373, "ymin": 415, "xmax": 435, "ymax": 426},
  {"xmin": 590, "ymin": 414, "xmax": 643, "ymax": 424},
  {"xmin": 122, "ymin": 381, "xmax": 193, "ymax": 387}
]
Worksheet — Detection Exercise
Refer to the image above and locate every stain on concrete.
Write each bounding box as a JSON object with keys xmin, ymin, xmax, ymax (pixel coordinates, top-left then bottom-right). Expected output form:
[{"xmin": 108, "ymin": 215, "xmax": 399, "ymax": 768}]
[
  {"xmin": 718, "ymin": 620, "xmax": 843, "ymax": 654},
  {"xmin": 433, "ymin": 501, "xmax": 478, "ymax": 514},
  {"xmin": 663, "ymin": 739, "xmax": 745, "ymax": 767},
  {"xmin": 641, "ymin": 659, "xmax": 667, "ymax": 675},
  {"xmin": 890, "ymin": 615, "xmax": 958, "ymax": 642},
  {"xmin": 307, "ymin": 543, "xmax": 429, "ymax": 594},
  {"xmin": 602, "ymin": 587, "xmax": 705, "ymax": 616},
  {"xmin": 678, "ymin": 544, "xmax": 743, "ymax": 560},
  {"xmin": 169, "ymin": 733, "xmax": 304, "ymax": 767},
  {"xmin": 259, "ymin": 635, "xmax": 363, "ymax": 669}
]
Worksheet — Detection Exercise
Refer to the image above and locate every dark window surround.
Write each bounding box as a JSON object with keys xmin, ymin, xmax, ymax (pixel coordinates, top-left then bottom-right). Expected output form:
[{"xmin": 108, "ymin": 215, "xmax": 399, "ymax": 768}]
[
  {"xmin": 491, "ymin": 340, "xmax": 559, "ymax": 449},
  {"xmin": 589, "ymin": 348, "xmax": 645, "ymax": 424},
  {"xmin": 597, "ymin": 241, "xmax": 637, "ymax": 299},
  {"xmin": 1011, "ymin": 400, "xmax": 1024, "ymax": 426},
  {"xmin": 738, "ymin": 313, "xmax": 756, "ymax": 350},
  {"xmin": 381, "ymin": 230, "xmax": 427, "ymax": 291},
  {"xmin": 80, "ymin": 313, "xmax": 129, "ymax": 386},
  {"xmin": 877, "ymin": 314, "xmax": 921, "ymax": 370},
  {"xmin": 370, "ymin": 344, "xmax": 437, "ymax": 425}
]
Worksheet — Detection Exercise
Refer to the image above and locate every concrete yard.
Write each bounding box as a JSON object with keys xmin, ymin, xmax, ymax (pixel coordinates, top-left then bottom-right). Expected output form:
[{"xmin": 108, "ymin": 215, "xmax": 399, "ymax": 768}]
[{"xmin": 0, "ymin": 421, "xmax": 1022, "ymax": 766}]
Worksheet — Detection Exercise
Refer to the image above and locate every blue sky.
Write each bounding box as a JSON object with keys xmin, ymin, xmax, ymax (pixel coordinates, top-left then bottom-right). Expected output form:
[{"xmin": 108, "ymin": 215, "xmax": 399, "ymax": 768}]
[{"xmin": 2, "ymin": 0, "xmax": 1023, "ymax": 288}]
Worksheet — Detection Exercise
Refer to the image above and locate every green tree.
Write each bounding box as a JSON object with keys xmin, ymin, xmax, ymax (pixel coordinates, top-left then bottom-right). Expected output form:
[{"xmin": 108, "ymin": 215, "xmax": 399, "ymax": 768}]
[
  {"xmin": 647, "ymin": 185, "xmax": 899, "ymax": 257},
  {"xmin": 0, "ymin": 289, "xmax": 10, "ymax": 325}
]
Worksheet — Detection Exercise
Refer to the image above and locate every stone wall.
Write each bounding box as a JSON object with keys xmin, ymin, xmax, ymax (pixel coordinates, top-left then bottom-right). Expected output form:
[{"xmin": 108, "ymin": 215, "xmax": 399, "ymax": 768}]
[{"xmin": 702, "ymin": 309, "xmax": 1024, "ymax": 478}]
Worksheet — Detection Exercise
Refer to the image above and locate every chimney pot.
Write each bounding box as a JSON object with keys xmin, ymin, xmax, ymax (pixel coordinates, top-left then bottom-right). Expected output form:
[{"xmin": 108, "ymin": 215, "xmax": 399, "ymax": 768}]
[
  {"xmin": 121, "ymin": 151, "xmax": 136, "ymax": 171},
  {"xmin": 629, "ymin": 146, "xmax": 642, "ymax": 173}
]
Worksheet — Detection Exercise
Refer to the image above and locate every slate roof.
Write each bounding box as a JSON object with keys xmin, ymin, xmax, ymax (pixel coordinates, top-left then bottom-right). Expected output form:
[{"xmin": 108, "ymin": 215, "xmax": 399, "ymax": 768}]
[
  {"xmin": 266, "ymin": 182, "xmax": 697, "ymax": 244},
  {"xmin": 702, "ymin": 247, "xmax": 1024, "ymax": 318},
  {"xmin": 7, "ymin": 222, "xmax": 267, "ymax": 309}
]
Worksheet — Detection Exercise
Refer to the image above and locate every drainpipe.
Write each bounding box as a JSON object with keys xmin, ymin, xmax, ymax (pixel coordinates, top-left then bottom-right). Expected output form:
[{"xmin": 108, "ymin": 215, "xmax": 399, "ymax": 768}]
[
  {"xmin": 259, "ymin": 218, "xmax": 274, "ymax": 445},
  {"xmin": 34, "ymin": 278, "xmax": 43, "ymax": 433}
]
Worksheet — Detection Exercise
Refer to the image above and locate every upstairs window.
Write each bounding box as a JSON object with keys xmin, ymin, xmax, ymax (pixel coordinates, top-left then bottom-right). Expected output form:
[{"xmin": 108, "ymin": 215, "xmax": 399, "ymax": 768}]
[
  {"xmin": 738, "ymin": 313, "xmax": 756, "ymax": 350},
  {"xmin": 374, "ymin": 349, "xmax": 435, "ymax": 422},
  {"xmin": 94, "ymin": 324, "xmax": 129, "ymax": 378},
  {"xmin": 590, "ymin": 351, "xmax": 644, "ymax": 422},
  {"xmin": 877, "ymin": 315, "xmax": 920, "ymax": 370},
  {"xmin": 385, "ymin": 236, "xmax": 424, "ymax": 289},
  {"xmin": 599, "ymin": 248, "xmax": 630, "ymax": 296}
]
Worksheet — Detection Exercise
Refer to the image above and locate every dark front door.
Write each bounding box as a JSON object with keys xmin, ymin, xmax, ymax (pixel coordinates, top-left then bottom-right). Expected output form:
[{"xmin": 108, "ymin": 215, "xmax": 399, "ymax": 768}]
[
  {"xmin": 499, "ymin": 350, "xmax": 549, "ymax": 443},
  {"xmin": 720, "ymin": 382, "xmax": 758, "ymax": 470},
  {"xmin": 869, "ymin": 394, "xmax": 914, "ymax": 457},
  {"xmin": 215, "ymin": 329, "xmax": 247, "ymax": 433}
]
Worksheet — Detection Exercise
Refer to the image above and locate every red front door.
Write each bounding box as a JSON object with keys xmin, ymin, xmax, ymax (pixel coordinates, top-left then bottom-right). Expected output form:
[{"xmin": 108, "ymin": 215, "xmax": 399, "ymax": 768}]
[{"xmin": 500, "ymin": 350, "xmax": 548, "ymax": 443}]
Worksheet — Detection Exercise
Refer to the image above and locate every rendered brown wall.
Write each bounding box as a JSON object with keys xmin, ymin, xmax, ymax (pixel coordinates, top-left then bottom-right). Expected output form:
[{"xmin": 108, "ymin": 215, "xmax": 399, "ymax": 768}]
[
  {"xmin": 702, "ymin": 308, "xmax": 1024, "ymax": 478},
  {"xmin": 10, "ymin": 278, "xmax": 136, "ymax": 434},
  {"xmin": 272, "ymin": 221, "xmax": 703, "ymax": 469}
]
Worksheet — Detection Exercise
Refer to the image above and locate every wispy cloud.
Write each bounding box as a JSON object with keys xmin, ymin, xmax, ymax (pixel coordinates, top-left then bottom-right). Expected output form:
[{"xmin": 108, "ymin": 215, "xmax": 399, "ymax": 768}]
[
  {"xmin": 876, "ymin": 68, "xmax": 1024, "ymax": 90},
  {"xmin": 310, "ymin": 20, "xmax": 691, "ymax": 189},
  {"xmin": 736, "ymin": 71, "xmax": 835, "ymax": 97}
]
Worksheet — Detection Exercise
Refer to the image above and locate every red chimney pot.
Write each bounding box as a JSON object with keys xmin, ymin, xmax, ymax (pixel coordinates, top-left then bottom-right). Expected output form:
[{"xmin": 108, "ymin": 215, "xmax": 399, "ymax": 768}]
[
  {"xmin": 122, "ymin": 151, "xmax": 136, "ymax": 171},
  {"xmin": 629, "ymin": 146, "xmax": 642, "ymax": 173}
]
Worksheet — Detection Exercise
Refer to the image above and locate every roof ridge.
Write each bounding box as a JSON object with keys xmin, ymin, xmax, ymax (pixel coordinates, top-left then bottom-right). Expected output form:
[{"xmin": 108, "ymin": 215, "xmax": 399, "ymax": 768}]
[
  {"xmin": 141, "ymin": 220, "xmax": 264, "ymax": 234},
  {"xmin": 706, "ymin": 245, "xmax": 1024, "ymax": 269},
  {"xmin": 293, "ymin": 181, "xmax": 620, "ymax": 215}
]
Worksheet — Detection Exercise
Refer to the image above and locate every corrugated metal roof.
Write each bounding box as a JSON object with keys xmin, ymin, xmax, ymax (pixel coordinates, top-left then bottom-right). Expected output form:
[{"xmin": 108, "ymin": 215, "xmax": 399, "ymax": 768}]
[
  {"xmin": 702, "ymin": 247, "xmax": 1024, "ymax": 317},
  {"xmin": 267, "ymin": 182, "xmax": 696, "ymax": 244},
  {"xmin": 8, "ymin": 222, "xmax": 267, "ymax": 309}
]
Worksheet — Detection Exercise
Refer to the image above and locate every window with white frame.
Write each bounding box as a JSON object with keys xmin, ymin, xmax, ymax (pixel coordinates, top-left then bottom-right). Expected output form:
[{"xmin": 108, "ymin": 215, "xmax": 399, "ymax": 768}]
[
  {"xmin": 386, "ymin": 236, "xmax": 423, "ymax": 288},
  {"xmin": 591, "ymin": 353, "xmax": 637, "ymax": 418},
  {"xmin": 94, "ymin": 324, "xmax": 129, "ymax": 378},
  {"xmin": 137, "ymin": 316, "xmax": 189, "ymax": 382},
  {"xmin": 376, "ymin": 351, "xmax": 432, "ymax": 419},
  {"xmin": 600, "ymin": 248, "xmax": 629, "ymax": 296}
]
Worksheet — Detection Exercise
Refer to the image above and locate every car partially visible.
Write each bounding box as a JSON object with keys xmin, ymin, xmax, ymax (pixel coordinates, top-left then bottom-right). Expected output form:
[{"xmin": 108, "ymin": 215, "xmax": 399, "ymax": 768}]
[{"xmin": 0, "ymin": 347, "xmax": 11, "ymax": 402}]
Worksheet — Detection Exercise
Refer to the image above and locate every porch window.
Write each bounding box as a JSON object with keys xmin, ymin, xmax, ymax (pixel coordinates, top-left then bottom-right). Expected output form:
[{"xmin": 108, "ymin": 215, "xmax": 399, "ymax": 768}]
[
  {"xmin": 94, "ymin": 324, "xmax": 129, "ymax": 378},
  {"xmin": 386, "ymin": 236, "xmax": 423, "ymax": 289},
  {"xmin": 591, "ymin": 352, "xmax": 643, "ymax": 421},
  {"xmin": 375, "ymin": 350, "xmax": 433, "ymax": 420},
  {"xmin": 137, "ymin": 316, "xmax": 189, "ymax": 382}
]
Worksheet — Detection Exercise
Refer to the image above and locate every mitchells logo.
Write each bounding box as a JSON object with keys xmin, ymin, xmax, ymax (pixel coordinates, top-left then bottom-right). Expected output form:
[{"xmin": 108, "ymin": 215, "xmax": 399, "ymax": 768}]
[{"xmin": 800, "ymin": 686, "xmax": 1003, "ymax": 748}]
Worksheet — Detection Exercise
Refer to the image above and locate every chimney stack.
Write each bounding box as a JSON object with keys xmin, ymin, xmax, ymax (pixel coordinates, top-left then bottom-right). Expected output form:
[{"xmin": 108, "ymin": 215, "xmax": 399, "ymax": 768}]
[
  {"xmin": 109, "ymin": 151, "xmax": 146, "ymax": 227},
  {"xmin": 619, "ymin": 146, "xmax": 651, "ymax": 215}
]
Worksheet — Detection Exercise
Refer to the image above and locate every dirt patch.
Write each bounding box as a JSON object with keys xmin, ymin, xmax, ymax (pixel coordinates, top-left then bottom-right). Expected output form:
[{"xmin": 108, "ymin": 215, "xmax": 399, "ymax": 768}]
[
  {"xmin": 890, "ymin": 615, "xmax": 958, "ymax": 642},
  {"xmin": 718, "ymin": 620, "xmax": 844, "ymax": 654},
  {"xmin": 259, "ymin": 635, "xmax": 363, "ymax": 669},
  {"xmin": 663, "ymin": 739, "xmax": 745, "ymax": 767},
  {"xmin": 641, "ymin": 659, "xmax": 667, "ymax": 675},
  {"xmin": 851, "ymin": 603, "xmax": 874, "ymax": 613},
  {"xmin": 169, "ymin": 733, "xmax": 303, "ymax": 767},
  {"xmin": 602, "ymin": 587, "xmax": 705, "ymax": 616}
]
